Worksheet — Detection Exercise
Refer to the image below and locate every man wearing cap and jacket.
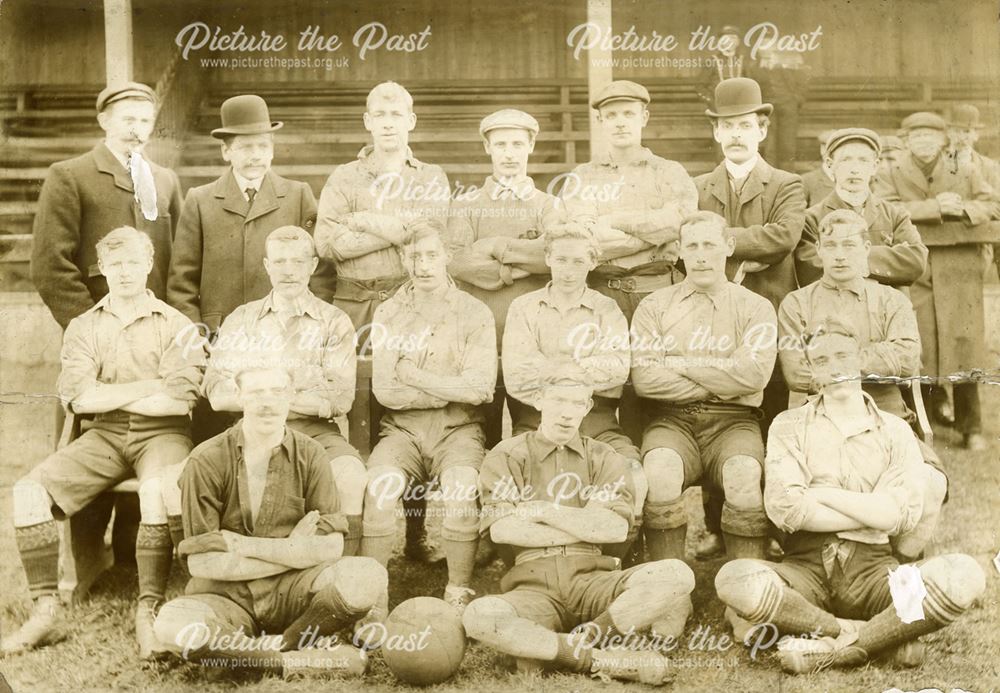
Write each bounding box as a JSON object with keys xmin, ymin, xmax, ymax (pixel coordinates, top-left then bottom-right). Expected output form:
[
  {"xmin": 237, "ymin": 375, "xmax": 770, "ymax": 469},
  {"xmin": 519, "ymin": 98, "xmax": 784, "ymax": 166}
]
[
  {"xmin": 167, "ymin": 95, "xmax": 320, "ymax": 335},
  {"xmin": 874, "ymin": 111, "xmax": 1000, "ymax": 450},
  {"xmin": 446, "ymin": 108, "xmax": 565, "ymax": 447},
  {"xmin": 796, "ymin": 128, "xmax": 928, "ymax": 289},
  {"xmin": 31, "ymin": 82, "xmax": 183, "ymax": 330}
]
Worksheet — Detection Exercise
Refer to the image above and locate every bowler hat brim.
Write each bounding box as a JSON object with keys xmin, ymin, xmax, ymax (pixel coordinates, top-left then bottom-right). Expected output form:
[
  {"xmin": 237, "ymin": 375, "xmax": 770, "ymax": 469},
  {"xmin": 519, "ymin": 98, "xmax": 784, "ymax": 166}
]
[
  {"xmin": 211, "ymin": 121, "xmax": 284, "ymax": 139},
  {"xmin": 705, "ymin": 103, "xmax": 773, "ymax": 119}
]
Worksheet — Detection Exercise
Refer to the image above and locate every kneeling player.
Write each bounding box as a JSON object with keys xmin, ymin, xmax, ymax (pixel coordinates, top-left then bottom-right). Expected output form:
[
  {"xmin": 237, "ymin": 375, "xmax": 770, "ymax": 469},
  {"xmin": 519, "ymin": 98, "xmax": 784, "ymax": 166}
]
[
  {"xmin": 153, "ymin": 365, "xmax": 385, "ymax": 679},
  {"xmin": 463, "ymin": 379, "xmax": 695, "ymax": 686},
  {"xmin": 715, "ymin": 320, "xmax": 985, "ymax": 673},
  {"xmin": 363, "ymin": 223, "xmax": 497, "ymax": 610}
]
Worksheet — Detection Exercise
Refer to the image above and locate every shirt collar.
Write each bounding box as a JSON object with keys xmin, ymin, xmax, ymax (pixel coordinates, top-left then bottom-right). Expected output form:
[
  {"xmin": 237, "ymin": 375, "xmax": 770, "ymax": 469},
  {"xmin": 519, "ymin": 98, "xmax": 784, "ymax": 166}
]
[
  {"xmin": 357, "ymin": 144, "xmax": 421, "ymax": 172},
  {"xmin": 232, "ymin": 169, "xmax": 265, "ymax": 194},
  {"xmin": 485, "ymin": 175, "xmax": 537, "ymax": 201},
  {"xmin": 232, "ymin": 423, "xmax": 296, "ymax": 459},
  {"xmin": 258, "ymin": 289, "xmax": 323, "ymax": 320},
  {"xmin": 397, "ymin": 277, "xmax": 460, "ymax": 307},
  {"xmin": 678, "ymin": 278, "xmax": 727, "ymax": 307},
  {"xmin": 819, "ymin": 274, "xmax": 867, "ymax": 297},
  {"xmin": 598, "ymin": 146, "xmax": 656, "ymax": 169},
  {"xmin": 833, "ymin": 187, "xmax": 870, "ymax": 210},
  {"xmin": 94, "ymin": 289, "xmax": 164, "ymax": 320},
  {"xmin": 102, "ymin": 142, "xmax": 131, "ymax": 170},
  {"xmin": 725, "ymin": 154, "xmax": 760, "ymax": 180},
  {"xmin": 807, "ymin": 390, "xmax": 885, "ymax": 434},
  {"xmin": 539, "ymin": 282, "xmax": 599, "ymax": 310},
  {"xmin": 530, "ymin": 429, "xmax": 586, "ymax": 458}
]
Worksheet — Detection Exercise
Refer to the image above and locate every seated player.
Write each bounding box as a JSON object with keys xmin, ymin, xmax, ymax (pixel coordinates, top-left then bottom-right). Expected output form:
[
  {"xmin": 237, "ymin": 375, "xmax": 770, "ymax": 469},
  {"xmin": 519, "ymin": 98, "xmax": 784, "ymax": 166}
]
[
  {"xmin": 152, "ymin": 364, "xmax": 386, "ymax": 679},
  {"xmin": 463, "ymin": 378, "xmax": 696, "ymax": 685},
  {"xmin": 363, "ymin": 222, "xmax": 497, "ymax": 611},
  {"xmin": 715, "ymin": 320, "xmax": 985, "ymax": 674},
  {"xmin": 4, "ymin": 227, "xmax": 204, "ymax": 658},
  {"xmin": 202, "ymin": 226, "xmax": 366, "ymax": 556},
  {"xmin": 779, "ymin": 209, "xmax": 948, "ymax": 562},
  {"xmin": 631, "ymin": 212, "xmax": 777, "ymax": 562},
  {"xmin": 503, "ymin": 223, "xmax": 646, "ymax": 556}
]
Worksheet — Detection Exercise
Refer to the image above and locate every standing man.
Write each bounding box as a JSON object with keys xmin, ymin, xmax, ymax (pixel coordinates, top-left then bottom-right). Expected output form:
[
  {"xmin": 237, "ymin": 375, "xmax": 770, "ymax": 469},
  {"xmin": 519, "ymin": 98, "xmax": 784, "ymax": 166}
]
[
  {"xmin": 31, "ymin": 82, "xmax": 182, "ymax": 329},
  {"xmin": 873, "ymin": 112, "xmax": 999, "ymax": 449},
  {"xmin": 202, "ymin": 226, "xmax": 366, "ymax": 557},
  {"xmin": 363, "ymin": 224, "xmax": 496, "ymax": 611},
  {"xmin": 152, "ymin": 365, "xmax": 383, "ymax": 679},
  {"xmin": 561, "ymin": 80, "xmax": 698, "ymax": 321},
  {"xmin": 946, "ymin": 104, "xmax": 1000, "ymax": 192},
  {"xmin": 715, "ymin": 320, "xmax": 985, "ymax": 674},
  {"xmin": 632, "ymin": 212, "xmax": 776, "ymax": 563},
  {"xmin": 168, "ymin": 94, "xmax": 322, "ymax": 334},
  {"xmin": 779, "ymin": 209, "xmax": 948, "ymax": 563},
  {"xmin": 5, "ymin": 227, "xmax": 203, "ymax": 658},
  {"xmin": 796, "ymin": 128, "xmax": 928, "ymax": 289},
  {"xmin": 502, "ymin": 224, "xmax": 645, "ymax": 556},
  {"xmin": 315, "ymin": 81, "xmax": 450, "ymax": 341},
  {"xmin": 447, "ymin": 108, "xmax": 564, "ymax": 446},
  {"xmin": 463, "ymin": 378, "xmax": 696, "ymax": 685}
]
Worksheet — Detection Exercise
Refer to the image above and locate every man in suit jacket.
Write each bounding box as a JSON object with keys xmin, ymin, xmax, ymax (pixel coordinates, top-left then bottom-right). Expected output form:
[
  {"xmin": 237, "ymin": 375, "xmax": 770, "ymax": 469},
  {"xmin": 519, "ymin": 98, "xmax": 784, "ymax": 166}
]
[
  {"xmin": 873, "ymin": 111, "xmax": 1000, "ymax": 450},
  {"xmin": 31, "ymin": 82, "xmax": 182, "ymax": 330},
  {"xmin": 694, "ymin": 77, "xmax": 805, "ymax": 561},
  {"xmin": 167, "ymin": 95, "xmax": 320, "ymax": 335}
]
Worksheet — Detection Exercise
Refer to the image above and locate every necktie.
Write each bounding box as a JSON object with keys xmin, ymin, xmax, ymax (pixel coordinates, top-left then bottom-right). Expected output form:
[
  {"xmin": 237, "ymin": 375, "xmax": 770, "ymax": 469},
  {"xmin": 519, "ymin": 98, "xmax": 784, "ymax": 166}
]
[
  {"xmin": 129, "ymin": 153, "xmax": 158, "ymax": 221},
  {"xmin": 246, "ymin": 187, "xmax": 257, "ymax": 205}
]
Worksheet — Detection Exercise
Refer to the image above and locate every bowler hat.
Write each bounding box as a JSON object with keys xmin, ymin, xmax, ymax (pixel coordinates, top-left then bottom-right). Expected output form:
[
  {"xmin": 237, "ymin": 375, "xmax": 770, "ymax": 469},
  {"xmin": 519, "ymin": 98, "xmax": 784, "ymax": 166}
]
[
  {"xmin": 211, "ymin": 95, "xmax": 283, "ymax": 139},
  {"xmin": 945, "ymin": 104, "xmax": 985, "ymax": 129},
  {"xmin": 705, "ymin": 78, "xmax": 772, "ymax": 118},
  {"xmin": 96, "ymin": 82, "xmax": 156, "ymax": 113}
]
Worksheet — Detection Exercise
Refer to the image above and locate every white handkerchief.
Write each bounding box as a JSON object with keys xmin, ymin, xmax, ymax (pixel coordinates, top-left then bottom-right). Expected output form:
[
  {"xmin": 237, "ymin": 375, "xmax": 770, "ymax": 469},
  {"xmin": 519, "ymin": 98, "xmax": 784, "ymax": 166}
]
[
  {"xmin": 886, "ymin": 564, "xmax": 927, "ymax": 624},
  {"xmin": 129, "ymin": 152, "xmax": 159, "ymax": 221}
]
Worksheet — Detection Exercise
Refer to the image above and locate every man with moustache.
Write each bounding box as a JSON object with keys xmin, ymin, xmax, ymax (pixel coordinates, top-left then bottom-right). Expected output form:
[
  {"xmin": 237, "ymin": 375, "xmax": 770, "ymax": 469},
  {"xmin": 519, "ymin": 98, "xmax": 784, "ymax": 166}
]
[
  {"xmin": 200, "ymin": 226, "xmax": 366, "ymax": 557},
  {"xmin": 715, "ymin": 320, "xmax": 985, "ymax": 674},
  {"xmin": 463, "ymin": 378, "xmax": 695, "ymax": 684},
  {"xmin": 796, "ymin": 129, "xmax": 928, "ymax": 290},
  {"xmin": 5, "ymin": 227, "xmax": 203, "ymax": 658},
  {"xmin": 32, "ymin": 83, "xmax": 182, "ymax": 329},
  {"xmin": 363, "ymin": 223, "xmax": 496, "ymax": 611},
  {"xmin": 447, "ymin": 108, "xmax": 564, "ymax": 446},
  {"xmin": 779, "ymin": 209, "xmax": 947, "ymax": 563},
  {"xmin": 315, "ymin": 81, "xmax": 450, "ymax": 341},
  {"xmin": 632, "ymin": 212, "xmax": 776, "ymax": 564},
  {"xmin": 152, "ymin": 365, "xmax": 383, "ymax": 679},
  {"xmin": 873, "ymin": 111, "xmax": 999, "ymax": 450},
  {"xmin": 692, "ymin": 77, "xmax": 805, "ymax": 560}
]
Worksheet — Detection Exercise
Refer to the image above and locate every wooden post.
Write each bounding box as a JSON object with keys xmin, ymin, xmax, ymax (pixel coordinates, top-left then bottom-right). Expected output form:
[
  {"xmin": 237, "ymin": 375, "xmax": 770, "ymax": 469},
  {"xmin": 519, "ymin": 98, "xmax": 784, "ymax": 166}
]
[
  {"xmin": 586, "ymin": 0, "xmax": 613, "ymax": 160},
  {"xmin": 104, "ymin": 0, "xmax": 134, "ymax": 84}
]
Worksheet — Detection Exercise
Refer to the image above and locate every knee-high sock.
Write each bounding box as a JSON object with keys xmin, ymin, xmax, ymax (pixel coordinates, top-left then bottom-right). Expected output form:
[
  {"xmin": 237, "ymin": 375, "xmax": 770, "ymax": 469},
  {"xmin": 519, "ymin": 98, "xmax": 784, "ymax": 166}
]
[
  {"xmin": 855, "ymin": 581, "xmax": 967, "ymax": 656},
  {"xmin": 166, "ymin": 514, "xmax": 184, "ymax": 551},
  {"xmin": 342, "ymin": 515, "xmax": 362, "ymax": 557},
  {"xmin": 15, "ymin": 520, "xmax": 60, "ymax": 599},
  {"xmin": 281, "ymin": 583, "xmax": 369, "ymax": 651},
  {"xmin": 136, "ymin": 523, "xmax": 172, "ymax": 605},
  {"xmin": 442, "ymin": 538, "xmax": 477, "ymax": 587},
  {"xmin": 745, "ymin": 582, "xmax": 840, "ymax": 638},
  {"xmin": 360, "ymin": 534, "xmax": 395, "ymax": 567},
  {"xmin": 553, "ymin": 633, "xmax": 593, "ymax": 673}
]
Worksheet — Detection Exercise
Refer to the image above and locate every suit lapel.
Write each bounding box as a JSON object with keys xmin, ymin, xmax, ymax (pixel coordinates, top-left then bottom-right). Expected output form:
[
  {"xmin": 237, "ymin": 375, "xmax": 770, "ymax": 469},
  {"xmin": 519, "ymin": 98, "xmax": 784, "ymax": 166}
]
[
  {"xmin": 245, "ymin": 171, "xmax": 285, "ymax": 223},
  {"xmin": 738, "ymin": 158, "xmax": 770, "ymax": 209},
  {"xmin": 92, "ymin": 143, "xmax": 135, "ymax": 194},
  {"xmin": 215, "ymin": 170, "xmax": 251, "ymax": 218},
  {"xmin": 896, "ymin": 154, "xmax": 931, "ymax": 197},
  {"xmin": 707, "ymin": 162, "xmax": 729, "ymax": 207}
]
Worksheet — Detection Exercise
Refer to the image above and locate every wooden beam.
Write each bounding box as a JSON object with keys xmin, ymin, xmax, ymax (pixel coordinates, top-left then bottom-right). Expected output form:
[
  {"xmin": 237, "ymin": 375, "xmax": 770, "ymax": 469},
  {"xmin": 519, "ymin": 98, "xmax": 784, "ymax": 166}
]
[
  {"xmin": 586, "ymin": 0, "xmax": 613, "ymax": 161},
  {"xmin": 104, "ymin": 0, "xmax": 134, "ymax": 84}
]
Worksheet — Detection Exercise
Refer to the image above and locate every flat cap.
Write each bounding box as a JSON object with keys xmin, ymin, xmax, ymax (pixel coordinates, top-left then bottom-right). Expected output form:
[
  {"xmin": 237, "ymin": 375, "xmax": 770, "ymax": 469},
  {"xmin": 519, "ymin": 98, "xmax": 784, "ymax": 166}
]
[
  {"xmin": 479, "ymin": 109, "xmax": 540, "ymax": 138},
  {"xmin": 880, "ymin": 135, "xmax": 904, "ymax": 151},
  {"xmin": 590, "ymin": 80, "xmax": 650, "ymax": 110},
  {"xmin": 900, "ymin": 111, "xmax": 946, "ymax": 132},
  {"xmin": 96, "ymin": 82, "xmax": 156, "ymax": 113},
  {"xmin": 826, "ymin": 128, "xmax": 881, "ymax": 157}
]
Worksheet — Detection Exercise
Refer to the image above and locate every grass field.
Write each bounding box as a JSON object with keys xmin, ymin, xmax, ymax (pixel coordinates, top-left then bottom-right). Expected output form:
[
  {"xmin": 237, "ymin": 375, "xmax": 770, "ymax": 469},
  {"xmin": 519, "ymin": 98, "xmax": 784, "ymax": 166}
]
[{"xmin": 1, "ymin": 389, "xmax": 998, "ymax": 693}]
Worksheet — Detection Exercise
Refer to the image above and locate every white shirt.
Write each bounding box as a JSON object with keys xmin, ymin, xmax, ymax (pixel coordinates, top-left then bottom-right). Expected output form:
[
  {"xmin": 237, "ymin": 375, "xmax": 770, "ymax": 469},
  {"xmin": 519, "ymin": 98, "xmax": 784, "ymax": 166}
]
[
  {"xmin": 724, "ymin": 154, "xmax": 760, "ymax": 184},
  {"xmin": 233, "ymin": 170, "xmax": 265, "ymax": 201}
]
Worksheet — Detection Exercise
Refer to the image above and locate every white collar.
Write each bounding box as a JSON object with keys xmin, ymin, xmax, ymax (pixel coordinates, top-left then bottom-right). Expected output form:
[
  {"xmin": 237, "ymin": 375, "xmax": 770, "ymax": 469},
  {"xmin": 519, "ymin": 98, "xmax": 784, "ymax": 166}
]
[
  {"xmin": 233, "ymin": 169, "xmax": 265, "ymax": 194},
  {"xmin": 724, "ymin": 154, "xmax": 759, "ymax": 181},
  {"xmin": 835, "ymin": 187, "xmax": 869, "ymax": 209}
]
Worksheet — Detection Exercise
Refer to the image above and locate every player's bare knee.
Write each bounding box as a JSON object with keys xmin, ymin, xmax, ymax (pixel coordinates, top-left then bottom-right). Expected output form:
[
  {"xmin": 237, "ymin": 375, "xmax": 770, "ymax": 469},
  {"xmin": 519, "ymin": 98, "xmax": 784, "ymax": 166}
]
[
  {"xmin": 138, "ymin": 476, "xmax": 167, "ymax": 524},
  {"xmin": 463, "ymin": 596, "xmax": 516, "ymax": 642},
  {"xmin": 365, "ymin": 466, "xmax": 406, "ymax": 509},
  {"xmin": 316, "ymin": 558, "xmax": 387, "ymax": 610},
  {"xmin": 440, "ymin": 465, "xmax": 479, "ymax": 500},
  {"xmin": 12, "ymin": 477, "xmax": 53, "ymax": 527},
  {"xmin": 154, "ymin": 598, "xmax": 216, "ymax": 653},
  {"xmin": 721, "ymin": 455, "xmax": 762, "ymax": 508},
  {"xmin": 160, "ymin": 461, "xmax": 186, "ymax": 516},
  {"xmin": 919, "ymin": 553, "xmax": 986, "ymax": 610},
  {"xmin": 331, "ymin": 456, "xmax": 368, "ymax": 497},
  {"xmin": 642, "ymin": 448, "xmax": 684, "ymax": 501},
  {"xmin": 714, "ymin": 559, "xmax": 779, "ymax": 612}
]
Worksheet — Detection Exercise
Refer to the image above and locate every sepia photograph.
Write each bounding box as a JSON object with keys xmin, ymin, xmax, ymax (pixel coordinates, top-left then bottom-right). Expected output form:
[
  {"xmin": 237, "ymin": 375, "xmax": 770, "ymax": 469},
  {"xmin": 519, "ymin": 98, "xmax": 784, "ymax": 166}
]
[{"xmin": 0, "ymin": 0, "xmax": 998, "ymax": 691}]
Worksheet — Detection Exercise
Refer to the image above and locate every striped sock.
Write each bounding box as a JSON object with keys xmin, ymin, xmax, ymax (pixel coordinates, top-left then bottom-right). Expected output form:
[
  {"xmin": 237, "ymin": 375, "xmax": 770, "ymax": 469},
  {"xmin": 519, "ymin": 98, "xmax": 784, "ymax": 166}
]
[
  {"xmin": 15, "ymin": 520, "xmax": 60, "ymax": 598},
  {"xmin": 281, "ymin": 583, "xmax": 367, "ymax": 650},
  {"xmin": 135, "ymin": 523, "xmax": 172, "ymax": 604},
  {"xmin": 855, "ymin": 580, "xmax": 963, "ymax": 656},
  {"xmin": 744, "ymin": 581, "xmax": 840, "ymax": 638}
]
